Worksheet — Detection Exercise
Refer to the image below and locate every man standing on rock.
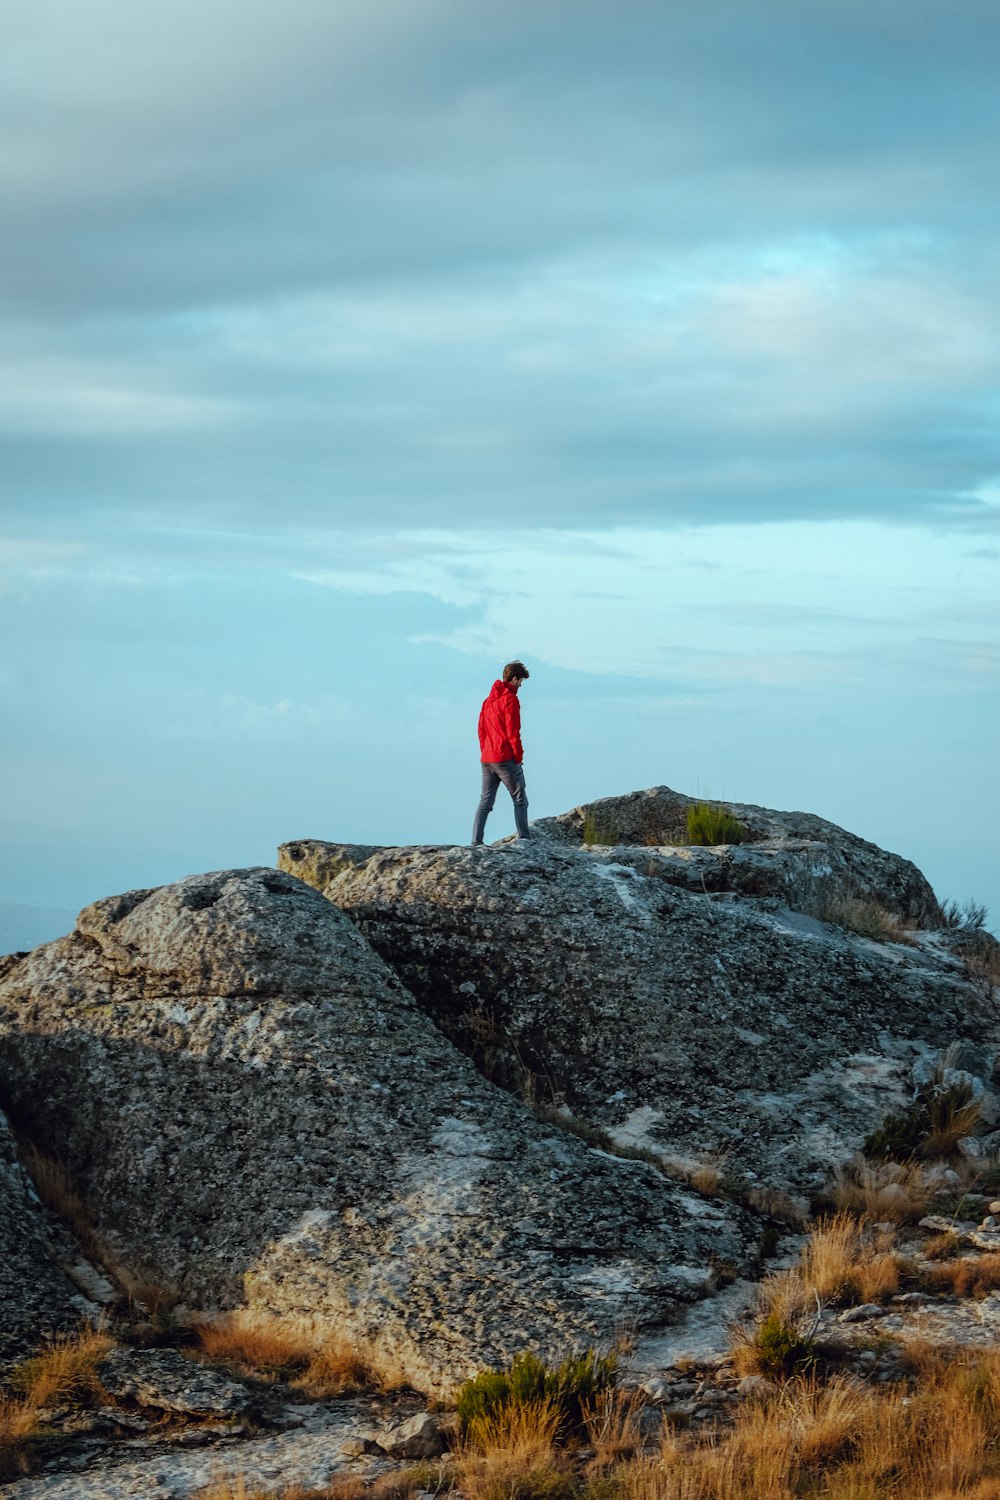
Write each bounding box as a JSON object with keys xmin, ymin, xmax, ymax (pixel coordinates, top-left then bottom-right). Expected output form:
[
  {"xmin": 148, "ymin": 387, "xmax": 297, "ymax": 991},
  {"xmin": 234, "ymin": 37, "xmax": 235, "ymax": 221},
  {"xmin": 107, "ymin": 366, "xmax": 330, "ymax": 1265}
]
[{"xmin": 472, "ymin": 661, "xmax": 531, "ymax": 845}]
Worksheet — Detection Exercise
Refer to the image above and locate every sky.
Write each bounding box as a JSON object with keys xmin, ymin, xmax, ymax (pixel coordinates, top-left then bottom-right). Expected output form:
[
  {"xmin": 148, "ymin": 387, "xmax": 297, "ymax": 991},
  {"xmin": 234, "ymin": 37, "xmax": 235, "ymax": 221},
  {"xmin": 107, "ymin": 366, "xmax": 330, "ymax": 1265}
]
[{"xmin": 1, "ymin": 0, "xmax": 998, "ymax": 948}]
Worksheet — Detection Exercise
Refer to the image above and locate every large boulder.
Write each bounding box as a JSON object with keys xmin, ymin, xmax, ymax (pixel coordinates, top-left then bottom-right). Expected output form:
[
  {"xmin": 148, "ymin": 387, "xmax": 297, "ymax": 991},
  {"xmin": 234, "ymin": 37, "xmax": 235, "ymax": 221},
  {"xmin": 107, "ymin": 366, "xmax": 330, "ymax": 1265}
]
[
  {"xmin": 287, "ymin": 836, "xmax": 995, "ymax": 1194},
  {"xmin": 0, "ymin": 868, "xmax": 759, "ymax": 1391},
  {"xmin": 532, "ymin": 786, "xmax": 943, "ymax": 924}
]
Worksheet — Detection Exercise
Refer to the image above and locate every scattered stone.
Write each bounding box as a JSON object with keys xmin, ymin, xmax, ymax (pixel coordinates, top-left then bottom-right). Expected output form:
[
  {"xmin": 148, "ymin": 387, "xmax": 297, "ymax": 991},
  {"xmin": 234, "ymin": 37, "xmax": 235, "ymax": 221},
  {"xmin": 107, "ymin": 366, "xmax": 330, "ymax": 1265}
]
[
  {"xmin": 967, "ymin": 1228, "xmax": 1000, "ymax": 1252},
  {"xmin": 838, "ymin": 1304, "xmax": 887, "ymax": 1323},
  {"xmin": 737, "ymin": 1374, "xmax": 776, "ymax": 1397},
  {"xmin": 991, "ymin": 1201, "xmax": 1000, "ymax": 1215},
  {"xmin": 341, "ymin": 1435, "xmax": 385, "ymax": 1457},
  {"xmin": 641, "ymin": 1377, "xmax": 671, "ymax": 1401},
  {"xmin": 919, "ymin": 1215, "xmax": 976, "ymax": 1235},
  {"xmin": 95, "ymin": 1348, "xmax": 252, "ymax": 1416},
  {"xmin": 376, "ymin": 1411, "xmax": 445, "ymax": 1459}
]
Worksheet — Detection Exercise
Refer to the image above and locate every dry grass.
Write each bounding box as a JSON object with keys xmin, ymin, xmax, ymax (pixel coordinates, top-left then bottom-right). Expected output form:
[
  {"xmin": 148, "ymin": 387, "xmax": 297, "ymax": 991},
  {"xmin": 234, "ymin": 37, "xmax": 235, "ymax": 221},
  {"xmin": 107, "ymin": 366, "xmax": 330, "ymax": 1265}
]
[
  {"xmin": 0, "ymin": 1328, "xmax": 115, "ymax": 1480},
  {"xmin": 9, "ymin": 1327, "xmax": 114, "ymax": 1407},
  {"xmin": 918, "ymin": 1252, "xmax": 1000, "ymax": 1300},
  {"xmin": 810, "ymin": 892, "xmax": 915, "ymax": 946},
  {"xmin": 829, "ymin": 1157, "xmax": 938, "ymax": 1223},
  {"xmin": 195, "ymin": 1310, "xmax": 406, "ymax": 1397},
  {"xmin": 582, "ymin": 1386, "xmax": 647, "ymax": 1464},
  {"xmin": 623, "ymin": 1353, "xmax": 1000, "ymax": 1499},
  {"xmin": 18, "ymin": 1143, "xmax": 110, "ymax": 1271},
  {"xmin": 798, "ymin": 1214, "xmax": 900, "ymax": 1307},
  {"xmin": 921, "ymin": 1091, "xmax": 985, "ymax": 1160},
  {"xmin": 0, "ymin": 1397, "xmax": 39, "ymax": 1482},
  {"xmin": 458, "ymin": 1397, "xmax": 574, "ymax": 1500},
  {"xmin": 688, "ymin": 1163, "xmax": 724, "ymax": 1196}
]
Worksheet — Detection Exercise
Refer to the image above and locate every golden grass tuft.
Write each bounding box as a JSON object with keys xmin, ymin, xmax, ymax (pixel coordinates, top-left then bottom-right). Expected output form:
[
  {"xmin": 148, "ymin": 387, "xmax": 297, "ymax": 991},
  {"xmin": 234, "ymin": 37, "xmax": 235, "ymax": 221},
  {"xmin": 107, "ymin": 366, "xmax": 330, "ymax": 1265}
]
[
  {"xmin": 583, "ymin": 1386, "xmax": 647, "ymax": 1465},
  {"xmin": 1, "ymin": 1328, "xmax": 116, "ymax": 1481},
  {"xmin": 829, "ymin": 1157, "xmax": 937, "ymax": 1223},
  {"xmin": 811, "ymin": 892, "xmax": 915, "ymax": 945},
  {"xmin": 9, "ymin": 1327, "xmax": 114, "ymax": 1407},
  {"xmin": 458, "ymin": 1398, "xmax": 576, "ymax": 1500},
  {"xmin": 195, "ymin": 1310, "xmax": 406, "ymax": 1397},
  {"xmin": 622, "ymin": 1352, "xmax": 1000, "ymax": 1500},
  {"xmin": 798, "ymin": 1214, "xmax": 900, "ymax": 1307},
  {"xmin": 0, "ymin": 1397, "xmax": 39, "ymax": 1482},
  {"xmin": 918, "ymin": 1251, "xmax": 1000, "ymax": 1300}
]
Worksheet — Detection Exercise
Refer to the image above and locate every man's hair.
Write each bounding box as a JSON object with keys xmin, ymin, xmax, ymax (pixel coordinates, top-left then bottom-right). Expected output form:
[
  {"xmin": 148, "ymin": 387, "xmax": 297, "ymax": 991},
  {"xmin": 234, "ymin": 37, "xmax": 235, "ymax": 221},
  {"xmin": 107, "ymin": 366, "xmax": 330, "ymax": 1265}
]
[{"xmin": 503, "ymin": 660, "xmax": 529, "ymax": 682}]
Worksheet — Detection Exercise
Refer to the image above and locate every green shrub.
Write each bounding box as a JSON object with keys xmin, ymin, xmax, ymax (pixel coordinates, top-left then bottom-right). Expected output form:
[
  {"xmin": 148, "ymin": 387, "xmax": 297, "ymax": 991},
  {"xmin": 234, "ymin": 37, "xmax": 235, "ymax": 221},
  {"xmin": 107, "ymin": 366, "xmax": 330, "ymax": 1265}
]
[
  {"xmin": 684, "ymin": 802, "xmax": 747, "ymax": 847},
  {"xmin": 456, "ymin": 1349, "xmax": 617, "ymax": 1435},
  {"xmin": 864, "ymin": 1082, "xmax": 981, "ymax": 1162},
  {"xmin": 751, "ymin": 1312, "xmax": 817, "ymax": 1379},
  {"xmin": 581, "ymin": 815, "xmax": 616, "ymax": 847},
  {"xmin": 941, "ymin": 898, "xmax": 988, "ymax": 931}
]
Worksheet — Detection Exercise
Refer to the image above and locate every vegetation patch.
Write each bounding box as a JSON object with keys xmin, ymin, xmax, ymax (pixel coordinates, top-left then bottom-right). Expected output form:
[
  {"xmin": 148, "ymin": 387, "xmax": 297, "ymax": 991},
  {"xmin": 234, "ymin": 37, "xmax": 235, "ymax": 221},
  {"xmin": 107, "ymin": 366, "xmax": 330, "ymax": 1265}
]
[
  {"xmin": 456, "ymin": 1350, "xmax": 618, "ymax": 1438},
  {"xmin": 0, "ymin": 1328, "xmax": 115, "ymax": 1481},
  {"xmin": 684, "ymin": 802, "xmax": 747, "ymax": 847},
  {"xmin": 196, "ymin": 1311, "xmax": 405, "ymax": 1397},
  {"xmin": 810, "ymin": 891, "xmax": 914, "ymax": 944},
  {"xmin": 863, "ymin": 1082, "xmax": 982, "ymax": 1162},
  {"xmin": 581, "ymin": 815, "xmax": 618, "ymax": 847}
]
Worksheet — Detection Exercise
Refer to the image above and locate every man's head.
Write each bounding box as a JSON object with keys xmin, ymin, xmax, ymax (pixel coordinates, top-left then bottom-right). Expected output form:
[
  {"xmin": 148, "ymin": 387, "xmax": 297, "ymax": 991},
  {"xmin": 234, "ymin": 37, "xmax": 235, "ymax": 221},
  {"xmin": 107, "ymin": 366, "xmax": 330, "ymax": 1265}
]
[{"xmin": 502, "ymin": 660, "xmax": 529, "ymax": 688}]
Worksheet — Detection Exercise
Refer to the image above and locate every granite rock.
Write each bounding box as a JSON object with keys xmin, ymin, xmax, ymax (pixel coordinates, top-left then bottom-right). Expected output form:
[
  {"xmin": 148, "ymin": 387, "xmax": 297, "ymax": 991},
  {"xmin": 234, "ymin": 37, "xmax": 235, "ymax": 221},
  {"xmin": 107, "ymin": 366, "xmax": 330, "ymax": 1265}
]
[
  {"xmin": 295, "ymin": 834, "xmax": 994, "ymax": 1192},
  {"xmin": 0, "ymin": 867, "xmax": 758, "ymax": 1391}
]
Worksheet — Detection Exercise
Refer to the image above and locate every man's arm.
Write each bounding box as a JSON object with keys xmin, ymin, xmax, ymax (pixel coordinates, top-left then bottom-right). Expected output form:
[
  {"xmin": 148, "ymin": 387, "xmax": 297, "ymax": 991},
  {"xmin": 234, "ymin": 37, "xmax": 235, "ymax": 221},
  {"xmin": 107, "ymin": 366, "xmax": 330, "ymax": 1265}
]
[{"xmin": 503, "ymin": 693, "xmax": 523, "ymax": 763}]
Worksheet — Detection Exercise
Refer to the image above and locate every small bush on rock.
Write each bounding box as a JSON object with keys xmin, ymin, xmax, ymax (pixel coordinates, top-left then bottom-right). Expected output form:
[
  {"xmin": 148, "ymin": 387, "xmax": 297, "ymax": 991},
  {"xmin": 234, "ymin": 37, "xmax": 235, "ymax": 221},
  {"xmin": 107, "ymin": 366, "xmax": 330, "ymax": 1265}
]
[
  {"xmin": 684, "ymin": 802, "xmax": 747, "ymax": 846},
  {"xmin": 456, "ymin": 1350, "xmax": 617, "ymax": 1437},
  {"xmin": 864, "ymin": 1082, "xmax": 982, "ymax": 1162},
  {"xmin": 739, "ymin": 1312, "xmax": 817, "ymax": 1380},
  {"xmin": 581, "ymin": 815, "xmax": 617, "ymax": 847}
]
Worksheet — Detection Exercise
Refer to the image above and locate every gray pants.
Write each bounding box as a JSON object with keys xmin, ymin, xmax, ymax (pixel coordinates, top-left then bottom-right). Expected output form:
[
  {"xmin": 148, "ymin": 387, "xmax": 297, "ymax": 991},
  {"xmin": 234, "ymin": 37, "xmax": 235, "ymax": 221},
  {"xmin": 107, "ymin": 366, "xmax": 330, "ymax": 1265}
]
[{"xmin": 472, "ymin": 761, "xmax": 530, "ymax": 843}]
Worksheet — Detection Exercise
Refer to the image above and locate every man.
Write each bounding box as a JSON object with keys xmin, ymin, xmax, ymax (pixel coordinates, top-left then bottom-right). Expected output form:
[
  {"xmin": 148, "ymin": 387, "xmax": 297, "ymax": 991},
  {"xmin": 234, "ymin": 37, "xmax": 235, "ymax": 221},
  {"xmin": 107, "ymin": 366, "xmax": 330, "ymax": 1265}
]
[{"xmin": 471, "ymin": 661, "xmax": 531, "ymax": 844}]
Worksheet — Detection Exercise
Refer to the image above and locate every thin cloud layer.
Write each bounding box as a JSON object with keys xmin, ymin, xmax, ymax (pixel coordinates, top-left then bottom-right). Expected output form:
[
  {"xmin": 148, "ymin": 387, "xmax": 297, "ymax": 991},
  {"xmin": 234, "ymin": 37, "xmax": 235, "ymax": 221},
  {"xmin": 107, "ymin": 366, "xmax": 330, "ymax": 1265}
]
[{"xmin": 3, "ymin": 0, "xmax": 1000, "ymax": 530}]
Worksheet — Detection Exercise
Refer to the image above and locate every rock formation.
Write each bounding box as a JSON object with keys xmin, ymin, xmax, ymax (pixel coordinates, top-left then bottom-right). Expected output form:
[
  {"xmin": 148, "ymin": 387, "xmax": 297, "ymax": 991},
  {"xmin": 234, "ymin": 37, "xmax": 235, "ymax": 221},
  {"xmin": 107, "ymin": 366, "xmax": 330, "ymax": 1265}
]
[
  {"xmin": 0, "ymin": 865, "xmax": 757, "ymax": 1390},
  {"xmin": 279, "ymin": 788, "xmax": 993, "ymax": 1195},
  {"xmin": 1, "ymin": 787, "xmax": 997, "ymax": 1401}
]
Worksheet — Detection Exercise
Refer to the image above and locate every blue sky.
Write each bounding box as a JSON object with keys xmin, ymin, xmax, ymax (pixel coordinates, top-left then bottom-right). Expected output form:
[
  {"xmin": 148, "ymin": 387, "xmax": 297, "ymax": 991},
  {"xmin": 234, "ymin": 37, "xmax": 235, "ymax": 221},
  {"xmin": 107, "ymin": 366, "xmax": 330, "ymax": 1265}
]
[{"xmin": 2, "ymin": 0, "xmax": 998, "ymax": 945}]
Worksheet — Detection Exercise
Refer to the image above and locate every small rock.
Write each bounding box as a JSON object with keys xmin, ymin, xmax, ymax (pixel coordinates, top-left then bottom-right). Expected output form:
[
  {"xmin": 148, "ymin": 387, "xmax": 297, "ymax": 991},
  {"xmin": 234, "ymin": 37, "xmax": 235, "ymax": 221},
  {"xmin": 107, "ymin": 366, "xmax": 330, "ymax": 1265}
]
[
  {"xmin": 981, "ymin": 1216, "xmax": 998, "ymax": 1229},
  {"xmin": 738, "ymin": 1375, "xmax": 775, "ymax": 1397},
  {"xmin": 641, "ymin": 1377, "xmax": 671, "ymax": 1401},
  {"xmin": 969, "ymin": 1228, "xmax": 1000, "ymax": 1252},
  {"xmin": 838, "ymin": 1304, "xmax": 886, "ymax": 1323},
  {"xmin": 920, "ymin": 1215, "xmax": 974, "ymax": 1234},
  {"xmin": 892, "ymin": 1291, "xmax": 929, "ymax": 1305},
  {"xmin": 63, "ymin": 1260, "xmax": 117, "ymax": 1305},
  {"xmin": 96, "ymin": 1347, "xmax": 252, "ymax": 1416},
  {"xmin": 857, "ymin": 1351, "xmax": 878, "ymax": 1365},
  {"xmin": 341, "ymin": 1435, "xmax": 385, "ymax": 1457},
  {"xmin": 990, "ymin": 1201, "xmax": 1000, "ymax": 1215},
  {"xmin": 377, "ymin": 1410, "xmax": 444, "ymax": 1459}
]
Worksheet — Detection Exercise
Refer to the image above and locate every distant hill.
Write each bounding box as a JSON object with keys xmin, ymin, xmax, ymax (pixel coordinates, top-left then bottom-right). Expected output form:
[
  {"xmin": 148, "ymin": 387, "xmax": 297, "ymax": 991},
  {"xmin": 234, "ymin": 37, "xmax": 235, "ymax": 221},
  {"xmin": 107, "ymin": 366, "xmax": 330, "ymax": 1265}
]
[{"xmin": 0, "ymin": 904, "xmax": 75, "ymax": 957}]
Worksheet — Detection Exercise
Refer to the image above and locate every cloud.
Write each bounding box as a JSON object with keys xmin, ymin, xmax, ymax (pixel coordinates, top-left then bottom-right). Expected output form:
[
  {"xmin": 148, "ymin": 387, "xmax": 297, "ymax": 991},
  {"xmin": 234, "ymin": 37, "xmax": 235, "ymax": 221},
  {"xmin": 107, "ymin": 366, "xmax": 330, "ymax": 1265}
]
[{"xmin": 2, "ymin": 0, "xmax": 1000, "ymax": 534}]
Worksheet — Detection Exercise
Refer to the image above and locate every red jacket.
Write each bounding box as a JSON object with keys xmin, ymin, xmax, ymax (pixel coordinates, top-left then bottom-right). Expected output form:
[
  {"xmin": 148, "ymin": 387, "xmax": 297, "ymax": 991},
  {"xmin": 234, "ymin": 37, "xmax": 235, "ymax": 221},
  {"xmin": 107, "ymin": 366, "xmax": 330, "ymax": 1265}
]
[{"xmin": 478, "ymin": 680, "xmax": 523, "ymax": 764}]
